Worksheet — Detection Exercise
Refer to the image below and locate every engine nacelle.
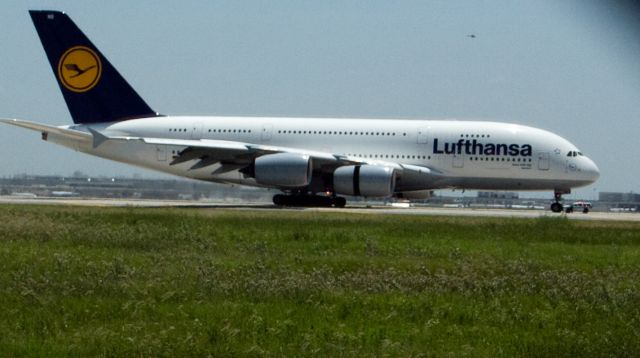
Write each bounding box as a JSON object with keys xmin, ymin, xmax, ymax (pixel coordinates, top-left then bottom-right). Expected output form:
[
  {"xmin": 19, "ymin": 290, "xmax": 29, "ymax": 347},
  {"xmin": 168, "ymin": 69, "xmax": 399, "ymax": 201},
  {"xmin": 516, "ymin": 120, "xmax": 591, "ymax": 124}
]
[
  {"xmin": 333, "ymin": 165, "xmax": 396, "ymax": 197},
  {"xmin": 254, "ymin": 153, "xmax": 313, "ymax": 188}
]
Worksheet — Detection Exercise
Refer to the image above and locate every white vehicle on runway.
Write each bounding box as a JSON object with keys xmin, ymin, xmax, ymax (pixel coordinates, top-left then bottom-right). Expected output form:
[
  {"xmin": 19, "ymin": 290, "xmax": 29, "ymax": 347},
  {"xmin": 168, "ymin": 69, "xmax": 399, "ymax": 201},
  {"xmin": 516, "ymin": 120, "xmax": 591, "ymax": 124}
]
[
  {"xmin": 2, "ymin": 11, "xmax": 600, "ymax": 210},
  {"xmin": 564, "ymin": 201, "xmax": 593, "ymax": 214}
]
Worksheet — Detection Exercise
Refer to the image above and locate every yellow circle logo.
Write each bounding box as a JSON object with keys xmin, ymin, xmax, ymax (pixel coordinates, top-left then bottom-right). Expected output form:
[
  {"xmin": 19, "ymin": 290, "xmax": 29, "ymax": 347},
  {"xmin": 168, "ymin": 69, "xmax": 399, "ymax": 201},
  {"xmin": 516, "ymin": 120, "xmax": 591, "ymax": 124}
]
[{"xmin": 58, "ymin": 46, "xmax": 102, "ymax": 93}]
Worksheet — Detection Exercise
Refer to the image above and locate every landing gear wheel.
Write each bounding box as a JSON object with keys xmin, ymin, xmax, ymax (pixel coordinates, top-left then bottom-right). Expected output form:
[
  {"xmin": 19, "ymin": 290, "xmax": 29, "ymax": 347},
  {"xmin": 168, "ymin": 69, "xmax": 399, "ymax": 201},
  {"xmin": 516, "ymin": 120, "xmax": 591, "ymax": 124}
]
[
  {"xmin": 273, "ymin": 194, "xmax": 286, "ymax": 206},
  {"xmin": 550, "ymin": 190, "xmax": 567, "ymax": 213},
  {"xmin": 333, "ymin": 197, "xmax": 347, "ymax": 208},
  {"xmin": 307, "ymin": 196, "xmax": 333, "ymax": 207},
  {"xmin": 550, "ymin": 202, "xmax": 563, "ymax": 213},
  {"xmin": 272, "ymin": 194, "xmax": 338, "ymax": 207}
]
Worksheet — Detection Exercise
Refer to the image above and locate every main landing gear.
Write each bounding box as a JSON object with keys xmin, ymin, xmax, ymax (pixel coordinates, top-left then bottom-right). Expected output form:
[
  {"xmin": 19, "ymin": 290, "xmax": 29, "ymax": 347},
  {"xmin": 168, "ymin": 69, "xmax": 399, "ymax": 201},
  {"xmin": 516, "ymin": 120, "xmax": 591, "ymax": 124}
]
[
  {"xmin": 550, "ymin": 191, "xmax": 564, "ymax": 213},
  {"xmin": 273, "ymin": 194, "xmax": 347, "ymax": 208}
]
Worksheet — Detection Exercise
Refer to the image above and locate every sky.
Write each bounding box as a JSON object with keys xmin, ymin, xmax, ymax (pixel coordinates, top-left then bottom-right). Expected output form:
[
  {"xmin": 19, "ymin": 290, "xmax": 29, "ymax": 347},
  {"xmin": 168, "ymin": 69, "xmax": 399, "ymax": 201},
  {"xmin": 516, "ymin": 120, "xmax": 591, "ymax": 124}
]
[{"xmin": 1, "ymin": 0, "xmax": 639, "ymax": 199}]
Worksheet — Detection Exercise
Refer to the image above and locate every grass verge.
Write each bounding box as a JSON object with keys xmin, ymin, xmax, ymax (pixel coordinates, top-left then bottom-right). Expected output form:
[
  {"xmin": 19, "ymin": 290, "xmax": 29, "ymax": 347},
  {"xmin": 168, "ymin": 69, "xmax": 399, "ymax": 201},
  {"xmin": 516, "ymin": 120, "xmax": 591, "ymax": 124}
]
[{"xmin": 0, "ymin": 205, "xmax": 639, "ymax": 356}]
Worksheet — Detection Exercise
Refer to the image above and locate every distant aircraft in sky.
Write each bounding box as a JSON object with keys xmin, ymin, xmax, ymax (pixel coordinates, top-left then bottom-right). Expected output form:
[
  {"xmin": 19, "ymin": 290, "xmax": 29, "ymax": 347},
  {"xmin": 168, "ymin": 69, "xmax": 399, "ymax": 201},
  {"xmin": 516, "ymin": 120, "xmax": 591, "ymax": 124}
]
[{"xmin": 1, "ymin": 11, "xmax": 599, "ymax": 211}]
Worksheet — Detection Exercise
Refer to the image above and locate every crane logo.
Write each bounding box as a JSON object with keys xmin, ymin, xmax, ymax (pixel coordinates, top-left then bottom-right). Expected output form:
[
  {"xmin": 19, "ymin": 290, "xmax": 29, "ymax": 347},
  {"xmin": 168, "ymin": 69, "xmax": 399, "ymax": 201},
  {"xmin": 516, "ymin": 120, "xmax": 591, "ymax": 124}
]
[{"xmin": 58, "ymin": 46, "xmax": 102, "ymax": 93}]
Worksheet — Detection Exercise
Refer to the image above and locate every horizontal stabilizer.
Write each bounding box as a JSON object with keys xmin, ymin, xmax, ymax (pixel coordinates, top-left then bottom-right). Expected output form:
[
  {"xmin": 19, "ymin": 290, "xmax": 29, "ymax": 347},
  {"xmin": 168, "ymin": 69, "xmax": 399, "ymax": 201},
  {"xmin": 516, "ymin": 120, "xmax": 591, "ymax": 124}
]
[{"xmin": 0, "ymin": 118, "xmax": 90, "ymax": 141}]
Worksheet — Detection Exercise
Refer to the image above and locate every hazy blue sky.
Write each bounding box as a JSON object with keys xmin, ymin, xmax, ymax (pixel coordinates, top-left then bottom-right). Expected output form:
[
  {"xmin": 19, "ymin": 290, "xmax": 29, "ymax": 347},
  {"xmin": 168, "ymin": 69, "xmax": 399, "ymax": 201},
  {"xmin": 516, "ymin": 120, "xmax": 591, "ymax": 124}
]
[{"xmin": 1, "ymin": 1, "xmax": 639, "ymax": 199}]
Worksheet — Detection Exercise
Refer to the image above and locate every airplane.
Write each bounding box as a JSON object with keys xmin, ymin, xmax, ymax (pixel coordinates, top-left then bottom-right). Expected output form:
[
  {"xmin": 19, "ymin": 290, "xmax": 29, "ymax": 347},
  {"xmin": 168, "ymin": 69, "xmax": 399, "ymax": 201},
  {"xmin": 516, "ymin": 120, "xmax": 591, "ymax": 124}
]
[{"xmin": 1, "ymin": 10, "xmax": 599, "ymax": 211}]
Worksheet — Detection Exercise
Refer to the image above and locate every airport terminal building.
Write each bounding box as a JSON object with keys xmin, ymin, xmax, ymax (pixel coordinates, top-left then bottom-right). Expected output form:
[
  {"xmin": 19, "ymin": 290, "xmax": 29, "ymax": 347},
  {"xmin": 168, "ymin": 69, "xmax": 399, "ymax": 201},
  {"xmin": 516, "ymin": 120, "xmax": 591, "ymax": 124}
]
[{"xmin": 599, "ymin": 192, "xmax": 640, "ymax": 212}]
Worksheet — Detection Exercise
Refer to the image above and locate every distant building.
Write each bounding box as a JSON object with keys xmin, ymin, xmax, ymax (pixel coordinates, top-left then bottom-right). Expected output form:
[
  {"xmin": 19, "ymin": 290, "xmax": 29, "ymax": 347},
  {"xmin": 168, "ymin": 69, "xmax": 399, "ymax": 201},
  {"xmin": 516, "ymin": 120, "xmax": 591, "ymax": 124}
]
[
  {"xmin": 477, "ymin": 191, "xmax": 519, "ymax": 199},
  {"xmin": 599, "ymin": 192, "xmax": 640, "ymax": 203},
  {"xmin": 598, "ymin": 192, "xmax": 640, "ymax": 212},
  {"xmin": 0, "ymin": 174, "xmax": 272, "ymax": 202}
]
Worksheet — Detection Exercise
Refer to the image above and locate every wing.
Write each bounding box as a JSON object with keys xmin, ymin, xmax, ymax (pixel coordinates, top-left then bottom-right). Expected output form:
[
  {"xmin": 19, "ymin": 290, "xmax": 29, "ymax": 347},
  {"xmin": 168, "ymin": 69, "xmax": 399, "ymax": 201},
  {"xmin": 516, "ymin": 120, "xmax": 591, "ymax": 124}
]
[
  {"xmin": 90, "ymin": 128, "xmax": 354, "ymax": 172},
  {"xmin": 89, "ymin": 129, "xmax": 443, "ymax": 181}
]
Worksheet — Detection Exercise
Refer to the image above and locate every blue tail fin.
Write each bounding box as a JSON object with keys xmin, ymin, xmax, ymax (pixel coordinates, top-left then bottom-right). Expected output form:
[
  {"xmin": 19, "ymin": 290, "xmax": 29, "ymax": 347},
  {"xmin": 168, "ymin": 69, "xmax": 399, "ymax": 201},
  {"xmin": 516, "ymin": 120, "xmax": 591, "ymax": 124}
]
[{"xmin": 29, "ymin": 10, "xmax": 158, "ymax": 124}]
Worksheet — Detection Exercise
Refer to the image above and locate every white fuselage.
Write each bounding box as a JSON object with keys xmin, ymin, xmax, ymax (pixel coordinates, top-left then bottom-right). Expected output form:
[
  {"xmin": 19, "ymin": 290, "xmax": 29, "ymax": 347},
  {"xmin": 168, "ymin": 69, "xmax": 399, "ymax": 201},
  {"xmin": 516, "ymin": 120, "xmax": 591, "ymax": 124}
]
[{"xmin": 45, "ymin": 116, "xmax": 599, "ymax": 194}]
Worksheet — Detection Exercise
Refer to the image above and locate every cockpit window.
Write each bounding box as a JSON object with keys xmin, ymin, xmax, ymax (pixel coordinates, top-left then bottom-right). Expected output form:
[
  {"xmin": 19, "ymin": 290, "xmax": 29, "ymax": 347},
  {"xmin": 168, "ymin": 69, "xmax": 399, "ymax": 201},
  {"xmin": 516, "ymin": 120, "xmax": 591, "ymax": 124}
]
[{"xmin": 567, "ymin": 151, "xmax": 582, "ymax": 157}]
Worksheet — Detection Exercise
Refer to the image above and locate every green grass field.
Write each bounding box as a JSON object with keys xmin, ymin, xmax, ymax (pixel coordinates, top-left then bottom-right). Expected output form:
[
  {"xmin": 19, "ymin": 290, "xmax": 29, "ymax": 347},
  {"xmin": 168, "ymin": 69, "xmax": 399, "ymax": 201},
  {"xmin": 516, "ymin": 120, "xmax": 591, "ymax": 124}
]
[{"xmin": 0, "ymin": 204, "xmax": 639, "ymax": 357}]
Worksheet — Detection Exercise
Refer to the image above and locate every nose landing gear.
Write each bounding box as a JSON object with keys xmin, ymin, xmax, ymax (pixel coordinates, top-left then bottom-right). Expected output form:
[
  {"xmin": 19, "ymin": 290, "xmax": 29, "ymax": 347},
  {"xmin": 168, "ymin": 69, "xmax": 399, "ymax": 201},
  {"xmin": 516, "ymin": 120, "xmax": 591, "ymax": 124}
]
[
  {"xmin": 550, "ymin": 202, "xmax": 563, "ymax": 213},
  {"xmin": 550, "ymin": 190, "xmax": 567, "ymax": 213}
]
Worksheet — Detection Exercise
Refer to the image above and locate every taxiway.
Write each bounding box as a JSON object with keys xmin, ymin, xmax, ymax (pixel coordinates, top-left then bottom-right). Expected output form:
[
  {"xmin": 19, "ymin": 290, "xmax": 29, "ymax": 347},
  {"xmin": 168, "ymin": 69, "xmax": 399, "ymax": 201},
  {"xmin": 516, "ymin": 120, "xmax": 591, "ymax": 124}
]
[{"xmin": 1, "ymin": 196, "xmax": 638, "ymax": 222}]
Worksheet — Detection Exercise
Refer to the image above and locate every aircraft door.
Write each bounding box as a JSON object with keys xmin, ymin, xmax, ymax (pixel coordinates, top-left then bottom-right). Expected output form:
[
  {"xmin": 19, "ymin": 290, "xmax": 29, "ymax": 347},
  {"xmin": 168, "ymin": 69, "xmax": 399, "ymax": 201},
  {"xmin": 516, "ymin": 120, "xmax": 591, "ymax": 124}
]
[
  {"xmin": 417, "ymin": 128, "xmax": 428, "ymax": 144},
  {"xmin": 261, "ymin": 124, "xmax": 273, "ymax": 142},
  {"xmin": 155, "ymin": 145, "xmax": 167, "ymax": 162},
  {"xmin": 537, "ymin": 152, "xmax": 550, "ymax": 170},
  {"xmin": 191, "ymin": 122, "xmax": 203, "ymax": 140}
]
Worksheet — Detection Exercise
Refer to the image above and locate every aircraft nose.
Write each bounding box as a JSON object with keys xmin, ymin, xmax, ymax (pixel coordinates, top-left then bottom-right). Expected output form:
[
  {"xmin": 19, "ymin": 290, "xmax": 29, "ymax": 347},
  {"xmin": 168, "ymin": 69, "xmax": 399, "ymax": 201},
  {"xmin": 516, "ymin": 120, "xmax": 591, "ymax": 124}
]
[{"xmin": 583, "ymin": 157, "xmax": 600, "ymax": 183}]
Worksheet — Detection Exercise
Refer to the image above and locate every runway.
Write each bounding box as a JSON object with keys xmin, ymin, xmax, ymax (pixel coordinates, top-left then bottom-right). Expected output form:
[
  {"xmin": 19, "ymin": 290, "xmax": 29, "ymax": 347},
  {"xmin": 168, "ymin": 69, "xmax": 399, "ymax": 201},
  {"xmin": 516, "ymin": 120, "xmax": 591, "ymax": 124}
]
[{"xmin": 1, "ymin": 196, "xmax": 638, "ymax": 222}]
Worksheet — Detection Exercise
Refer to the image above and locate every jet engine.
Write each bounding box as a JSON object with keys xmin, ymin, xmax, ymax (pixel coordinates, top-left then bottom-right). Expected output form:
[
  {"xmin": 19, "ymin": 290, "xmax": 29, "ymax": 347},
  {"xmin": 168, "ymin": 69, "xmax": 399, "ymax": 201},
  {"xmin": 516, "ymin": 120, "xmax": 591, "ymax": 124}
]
[
  {"xmin": 333, "ymin": 165, "xmax": 395, "ymax": 197},
  {"xmin": 254, "ymin": 153, "xmax": 313, "ymax": 188}
]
